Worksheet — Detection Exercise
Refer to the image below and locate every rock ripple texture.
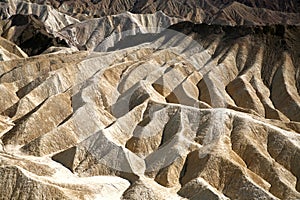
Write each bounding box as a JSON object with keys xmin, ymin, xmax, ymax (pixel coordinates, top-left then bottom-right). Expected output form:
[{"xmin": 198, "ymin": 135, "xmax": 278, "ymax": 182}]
[{"xmin": 0, "ymin": 0, "xmax": 299, "ymax": 199}]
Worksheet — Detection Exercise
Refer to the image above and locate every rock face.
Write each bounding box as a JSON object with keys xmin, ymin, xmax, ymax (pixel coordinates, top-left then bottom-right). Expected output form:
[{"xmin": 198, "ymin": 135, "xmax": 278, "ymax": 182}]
[{"xmin": 0, "ymin": 1, "xmax": 300, "ymax": 200}]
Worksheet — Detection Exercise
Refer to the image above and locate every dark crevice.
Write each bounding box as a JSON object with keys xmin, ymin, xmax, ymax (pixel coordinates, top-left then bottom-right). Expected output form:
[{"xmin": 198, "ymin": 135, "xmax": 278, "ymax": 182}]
[
  {"xmin": 57, "ymin": 113, "xmax": 73, "ymax": 127},
  {"xmin": 1, "ymin": 102, "xmax": 18, "ymax": 118},
  {"xmin": 158, "ymin": 108, "xmax": 181, "ymax": 147},
  {"xmin": 16, "ymin": 76, "xmax": 48, "ymax": 99},
  {"xmin": 179, "ymin": 156, "xmax": 188, "ymax": 186}
]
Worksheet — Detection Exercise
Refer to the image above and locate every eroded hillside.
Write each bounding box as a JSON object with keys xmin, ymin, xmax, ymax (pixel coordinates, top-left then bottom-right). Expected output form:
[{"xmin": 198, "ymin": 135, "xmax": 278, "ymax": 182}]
[{"xmin": 0, "ymin": 1, "xmax": 299, "ymax": 199}]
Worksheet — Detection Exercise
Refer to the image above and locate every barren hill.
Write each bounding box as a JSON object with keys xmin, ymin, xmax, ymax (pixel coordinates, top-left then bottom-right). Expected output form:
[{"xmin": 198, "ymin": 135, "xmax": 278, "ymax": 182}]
[{"xmin": 0, "ymin": 0, "xmax": 299, "ymax": 199}]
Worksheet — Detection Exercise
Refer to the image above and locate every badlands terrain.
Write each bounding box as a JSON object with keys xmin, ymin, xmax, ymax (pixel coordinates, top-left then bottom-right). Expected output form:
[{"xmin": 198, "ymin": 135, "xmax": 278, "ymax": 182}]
[{"xmin": 0, "ymin": 0, "xmax": 300, "ymax": 199}]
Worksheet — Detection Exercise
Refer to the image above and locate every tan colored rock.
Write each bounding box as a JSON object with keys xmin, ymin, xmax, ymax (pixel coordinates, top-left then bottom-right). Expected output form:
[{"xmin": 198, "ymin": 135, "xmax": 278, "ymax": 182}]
[
  {"xmin": 122, "ymin": 181, "xmax": 162, "ymax": 200},
  {"xmin": 0, "ymin": 84, "xmax": 19, "ymax": 114},
  {"xmin": 121, "ymin": 179, "xmax": 185, "ymax": 200},
  {"xmin": 271, "ymin": 54, "xmax": 300, "ymax": 122},
  {"xmin": 2, "ymin": 93, "xmax": 72, "ymax": 146},
  {"xmin": 0, "ymin": 156, "xmax": 130, "ymax": 200},
  {"xmin": 154, "ymin": 156, "xmax": 185, "ymax": 187},
  {"xmin": 0, "ymin": 37, "xmax": 28, "ymax": 60},
  {"xmin": 178, "ymin": 177, "xmax": 230, "ymax": 200},
  {"xmin": 0, "ymin": 166, "xmax": 72, "ymax": 199},
  {"xmin": 227, "ymin": 77, "xmax": 265, "ymax": 116},
  {"xmin": 0, "ymin": 4, "xmax": 300, "ymax": 199}
]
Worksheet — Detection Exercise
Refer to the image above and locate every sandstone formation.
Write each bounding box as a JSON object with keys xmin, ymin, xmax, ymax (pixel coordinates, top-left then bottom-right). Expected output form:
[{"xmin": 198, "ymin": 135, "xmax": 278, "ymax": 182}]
[{"xmin": 0, "ymin": 0, "xmax": 299, "ymax": 199}]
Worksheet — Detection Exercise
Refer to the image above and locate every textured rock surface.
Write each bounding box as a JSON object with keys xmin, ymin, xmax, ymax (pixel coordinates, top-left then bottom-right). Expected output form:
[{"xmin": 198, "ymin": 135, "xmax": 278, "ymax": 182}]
[
  {"xmin": 0, "ymin": 1, "xmax": 300, "ymax": 199},
  {"xmin": 25, "ymin": 0, "xmax": 300, "ymax": 25}
]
